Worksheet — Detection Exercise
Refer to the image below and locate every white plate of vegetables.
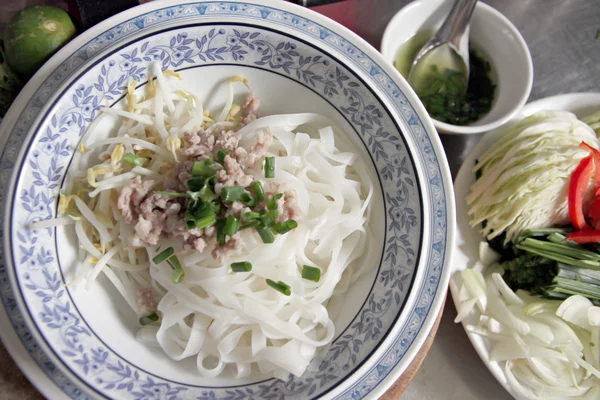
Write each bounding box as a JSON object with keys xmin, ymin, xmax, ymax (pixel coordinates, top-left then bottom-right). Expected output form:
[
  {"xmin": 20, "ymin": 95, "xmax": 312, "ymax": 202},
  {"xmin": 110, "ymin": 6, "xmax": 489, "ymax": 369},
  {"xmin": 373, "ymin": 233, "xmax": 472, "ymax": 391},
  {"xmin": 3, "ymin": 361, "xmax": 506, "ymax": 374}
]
[{"xmin": 452, "ymin": 93, "xmax": 600, "ymax": 400}]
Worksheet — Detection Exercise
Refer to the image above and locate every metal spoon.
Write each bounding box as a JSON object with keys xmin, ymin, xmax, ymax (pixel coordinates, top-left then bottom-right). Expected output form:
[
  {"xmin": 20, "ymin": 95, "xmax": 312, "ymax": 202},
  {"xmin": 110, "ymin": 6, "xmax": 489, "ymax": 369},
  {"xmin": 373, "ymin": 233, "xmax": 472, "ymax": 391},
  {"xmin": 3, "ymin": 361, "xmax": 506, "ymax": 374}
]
[{"xmin": 408, "ymin": 0, "xmax": 478, "ymax": 95}]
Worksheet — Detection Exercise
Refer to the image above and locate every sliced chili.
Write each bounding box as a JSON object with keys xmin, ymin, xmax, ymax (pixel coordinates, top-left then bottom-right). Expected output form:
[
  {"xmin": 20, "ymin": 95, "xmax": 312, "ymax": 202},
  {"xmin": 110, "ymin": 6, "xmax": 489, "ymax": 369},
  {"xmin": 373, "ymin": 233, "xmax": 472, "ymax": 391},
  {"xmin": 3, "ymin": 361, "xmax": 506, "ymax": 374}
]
[
  {"xmin": 569, "ymin": 154, "xmax": 594, "ymax": 230},
  {"xmin": 566, "ymin": 230, "xmax": 600, "ymax": 244}
]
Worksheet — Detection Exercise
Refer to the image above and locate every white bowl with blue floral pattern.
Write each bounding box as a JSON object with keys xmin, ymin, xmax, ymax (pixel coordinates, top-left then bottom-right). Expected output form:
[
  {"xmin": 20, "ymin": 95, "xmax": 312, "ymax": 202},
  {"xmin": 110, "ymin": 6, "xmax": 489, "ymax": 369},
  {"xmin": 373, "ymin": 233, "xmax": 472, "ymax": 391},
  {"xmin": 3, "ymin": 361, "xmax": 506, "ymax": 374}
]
[{"xmin": 0, "ymin": 0, "xmax": 455, "ymax": 398}]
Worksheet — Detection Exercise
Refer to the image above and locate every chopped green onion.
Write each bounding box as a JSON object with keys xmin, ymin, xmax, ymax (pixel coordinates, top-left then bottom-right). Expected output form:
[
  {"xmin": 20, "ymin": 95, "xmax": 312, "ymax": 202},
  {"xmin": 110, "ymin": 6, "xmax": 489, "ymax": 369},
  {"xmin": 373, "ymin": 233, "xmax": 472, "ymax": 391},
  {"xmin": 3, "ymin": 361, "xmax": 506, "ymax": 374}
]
[
  {"xmin": 265, "ymin": 157, "xmax": 275, "ymax": 178},
  {"xmin": 231, "ymin": 262, "xmax": 252, "ymax": 272},
  {"xmin": 261, "ymin": 209, "xmax": 278, "ymax": 227},
  {"xmin": 198, "ymin": 184, "xmax": 216, "ymax": 203},
  {"xmin": 216, "ymin": 218, "xmax": 226, "ymax": 246},
  {"xmin": 302, "ymin": 265, "xmax": 321, "ymax": 282},
  {"xmin": 154, "ymin": 191, "xmax": 190, "ymax": 198},
  {"xmin": 205, "ymin": 175, "xmax": 217, "ymax": 188},
  {"xmin": 167, "ymin": 255, "xmax": 185, "ymax": 284},
  {"xmin": 257, "ymin": 226, "xmax": 275, "ymax": 243},
  {"xmin": 192, "ymin": 161, "xmax": 217, "ymax": 177},
  {"xmin": 242, "ymin": 211, "xmax": 261, "ymax": 221},
  {"xmin": 221, "ymin": 186, "xmax": 245, "ymax": 202},
  {"xmin": 251, "ymin": 181, "xmax": 265, "ymax": 202},
  {"xmin": 194, "ymin": 210, "xmax": 216, "ymax": 229},
  {"xmin": 217, "ymin": 149, "xmax": 229, "ymax": 163},
  {"xmin": 123, "ymin": 153, "xmax": 147, "ymax": 166},
  {"xmin": 185, "ymin": 213, "xmax": 196, "ymax": 229},
  {"xmin": 203, "ymin": 157, "xmax": 214, "ymax": 166},
  {"xmin": 239, "ymin": 220, "xmax": 261, "ymax": 230},
  {"xmin": 266, "ymin": 279, "xmax": 291, "ymax": 296},
  {"xmin": 139, "ymin": 312, "xmax": 159, "ymax": 325},
  {"xmin": 187, "ymin": 177, "xmax": 204, "ymax": 192},
  {"xmin": 171, "ymin": 269, "xmax": 185, "ymax": 284},
  {"xmin": 241, "ymin": 192, "xmax": 257, "ymax": 207},
  {"xmin": 209, "ymin": 201, "xmax": 221, "ymax": 214},
  {"xmin": 272, "ymin": 220, "xmax": 298, "ymax": 234},
  {"xmin": 277, "ymin": 280, "xmax": 290, "ymax": 290},
  {"xmin": 267, "ymin": 193, "xmax": 283, "ymax": 210},
  {"xmin": 224, "ymin": 215, "xmax": 241, "ymax": 236},
  {"xmin": 152, "ymin": 247, "xmax": 174, "ymax": 264}
]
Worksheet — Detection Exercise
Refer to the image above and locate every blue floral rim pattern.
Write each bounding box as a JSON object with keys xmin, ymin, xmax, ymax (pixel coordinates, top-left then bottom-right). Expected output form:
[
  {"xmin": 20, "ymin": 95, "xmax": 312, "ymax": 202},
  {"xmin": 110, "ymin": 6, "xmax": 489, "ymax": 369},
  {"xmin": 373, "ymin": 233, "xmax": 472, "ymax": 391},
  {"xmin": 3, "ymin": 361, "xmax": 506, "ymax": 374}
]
[{"xmin": 0, "ymin": 2, "xmax": 449, "ymax": 399}]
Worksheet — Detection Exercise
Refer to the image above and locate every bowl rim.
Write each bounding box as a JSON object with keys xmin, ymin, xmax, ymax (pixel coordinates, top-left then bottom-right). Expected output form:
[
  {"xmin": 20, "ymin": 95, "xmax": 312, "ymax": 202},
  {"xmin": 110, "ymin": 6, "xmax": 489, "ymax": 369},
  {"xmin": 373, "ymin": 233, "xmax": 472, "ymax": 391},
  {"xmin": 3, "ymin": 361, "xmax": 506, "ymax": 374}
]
[
  {"xmin": 0, "ymin": 0, "xmax": 455, "ymax": 398},
  {"xmin": 380, "ymin": 0, "xmax": 534, "ymax": 135}
]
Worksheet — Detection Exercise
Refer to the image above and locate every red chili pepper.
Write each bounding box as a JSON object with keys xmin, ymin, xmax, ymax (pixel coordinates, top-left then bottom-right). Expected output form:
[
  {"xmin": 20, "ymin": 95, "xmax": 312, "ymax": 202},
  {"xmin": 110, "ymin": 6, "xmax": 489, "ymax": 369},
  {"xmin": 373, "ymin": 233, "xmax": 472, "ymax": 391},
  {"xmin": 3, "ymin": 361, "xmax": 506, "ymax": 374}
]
[
  {"xmin": 569, "ymin": 155, "xmax": 594, "ymax": 230},
  {"xmin": 580, "ymin": 141, "xmax": 600, "ymax": 187},
  {"xmin": 566, "ymin": 230, "xmax": 600, "ymax": 244}
]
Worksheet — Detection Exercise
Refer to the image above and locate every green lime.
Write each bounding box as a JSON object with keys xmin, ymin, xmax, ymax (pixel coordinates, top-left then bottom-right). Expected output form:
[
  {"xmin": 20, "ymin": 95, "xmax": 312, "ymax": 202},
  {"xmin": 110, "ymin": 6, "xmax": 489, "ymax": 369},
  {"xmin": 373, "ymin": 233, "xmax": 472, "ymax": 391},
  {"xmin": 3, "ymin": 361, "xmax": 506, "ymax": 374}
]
[{"xmin": 4, "ymin": 6, "xmax": 76, "ymax": 79}]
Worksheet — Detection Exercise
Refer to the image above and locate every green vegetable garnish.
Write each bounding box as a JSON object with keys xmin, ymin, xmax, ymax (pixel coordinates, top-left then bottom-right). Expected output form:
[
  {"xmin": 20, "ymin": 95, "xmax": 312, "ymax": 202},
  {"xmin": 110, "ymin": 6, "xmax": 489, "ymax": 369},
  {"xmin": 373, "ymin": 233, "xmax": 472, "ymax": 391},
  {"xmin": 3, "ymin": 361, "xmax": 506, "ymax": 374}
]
[
  {"xmin": 266, "ymin": 279, "xmax": 291, "ymax": 296},
  {"xmin": 265, "ymin": 157, "xmax": 275, "ymax": 178},
  {"xmin": 241, "ymin": 192, "xmax": 257, "ymax": 207},
  {"xmin": 167, "ymin": 255, "xmax": 185, "ymax": 284},
  {"xmin": 257, "ymin": 226, "xmax": 275, "ymax": 244},
  {"xmin": 194, "ymin": 209, "xmax": 216, "ymax": 229},
  {"xmin": 192, "ymin": 161, "xmax": 216, "ymax": 177},
  {"xmin": 139, "ymin": 312, "xmax": 159, "ymax": 325},
  {"xmin": 500, "ymin": 229, "xmax": 600, "ymax": 301},
  {"xmin": 152, "ymin": 247, "xmax": 174, "ymax": 264},
  {"xmin": 216, "ymin": 218, "xmax": 226, "ymax": 246},
  {"xmin": 272, "ymin": 220, "xmax": 298, "ymax": 234},
  {"xmin": 302, "ymin": 265, "xmax": 321, "ymax": 282},
  {"xmin": 260, "ymin": 209, "xmax": 278, "ymax": 227},
  {"xmin": 122, "ymin": 153, "xmax": 147, "ymax": 166},
  {"xmin": 221, "ymin": 186, "xmax": 245, "ymax": 202},
  {"xmin": 239, "ymin": 220, "xmax": 261, "ymax": 230},
  {"xmin": 267, "ymin": 193, "xmax": 283, "ymax": 210},
  {"xmin": 224, "ymin": 215, "xmax": 241, "ymax": 236},
  {"xmin": 242, "ymin": 211, "xmax": 261, "ymax": 221},
  {"xmin": 216, "ymin": 149, "xmax": 229, "ymax": 163},
  {"xmin": 154, "ymin": 191, "xmax": 191, "ymax": 198},
  {"xmin": 251, "ymin": 181, "xmax": 266, "ymax": 202},
  {"xmin": 231, "ymin": 262, "xmax": 252, "ymax": 272}
]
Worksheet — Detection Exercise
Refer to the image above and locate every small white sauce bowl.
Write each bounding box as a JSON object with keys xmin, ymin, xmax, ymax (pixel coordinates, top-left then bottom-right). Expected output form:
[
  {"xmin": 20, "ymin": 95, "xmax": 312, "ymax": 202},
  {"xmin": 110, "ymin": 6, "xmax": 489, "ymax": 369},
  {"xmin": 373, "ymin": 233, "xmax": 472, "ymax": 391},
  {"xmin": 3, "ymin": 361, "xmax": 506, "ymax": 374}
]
[{"xmin": 381, "ymin": 0, "xmax": 533, "ymax": 135}]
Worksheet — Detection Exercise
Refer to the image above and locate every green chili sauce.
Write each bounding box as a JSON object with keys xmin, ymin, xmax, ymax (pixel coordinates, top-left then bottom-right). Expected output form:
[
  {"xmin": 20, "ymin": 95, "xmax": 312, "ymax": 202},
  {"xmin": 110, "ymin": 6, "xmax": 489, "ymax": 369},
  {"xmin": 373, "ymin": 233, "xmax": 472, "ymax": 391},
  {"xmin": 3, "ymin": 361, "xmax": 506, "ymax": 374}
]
[{"xmin": 393, "ymin": 31, "xmax": 496, "ymax": 126}]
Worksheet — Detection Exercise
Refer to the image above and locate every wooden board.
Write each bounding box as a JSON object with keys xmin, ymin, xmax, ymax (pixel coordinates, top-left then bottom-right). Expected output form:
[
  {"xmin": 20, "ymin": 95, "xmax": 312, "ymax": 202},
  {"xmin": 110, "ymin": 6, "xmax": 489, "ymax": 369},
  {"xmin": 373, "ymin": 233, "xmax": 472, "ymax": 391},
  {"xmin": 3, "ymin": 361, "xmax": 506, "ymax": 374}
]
[{"xmin": 381, "ymin": 301, "xmax": 444, "ymax": 399}]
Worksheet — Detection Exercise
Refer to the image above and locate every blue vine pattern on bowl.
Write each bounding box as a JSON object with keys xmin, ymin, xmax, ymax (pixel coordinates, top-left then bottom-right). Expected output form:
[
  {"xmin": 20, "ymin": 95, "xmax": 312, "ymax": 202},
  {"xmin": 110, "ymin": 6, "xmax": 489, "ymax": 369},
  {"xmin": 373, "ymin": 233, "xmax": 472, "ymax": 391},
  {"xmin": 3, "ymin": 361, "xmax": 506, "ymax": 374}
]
[{"xmin": 0, "ymin": 2, "xmax": 448, "ymax": 400}]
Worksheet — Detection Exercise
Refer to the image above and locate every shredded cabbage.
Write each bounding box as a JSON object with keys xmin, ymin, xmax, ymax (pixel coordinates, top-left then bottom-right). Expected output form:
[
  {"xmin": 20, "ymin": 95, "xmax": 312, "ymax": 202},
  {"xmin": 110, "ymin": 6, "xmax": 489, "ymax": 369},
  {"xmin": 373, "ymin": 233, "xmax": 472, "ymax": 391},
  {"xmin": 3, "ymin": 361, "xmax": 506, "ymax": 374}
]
[{"xmin": 467, "ymin": 111, "xmax": 600, "ymax": 243}]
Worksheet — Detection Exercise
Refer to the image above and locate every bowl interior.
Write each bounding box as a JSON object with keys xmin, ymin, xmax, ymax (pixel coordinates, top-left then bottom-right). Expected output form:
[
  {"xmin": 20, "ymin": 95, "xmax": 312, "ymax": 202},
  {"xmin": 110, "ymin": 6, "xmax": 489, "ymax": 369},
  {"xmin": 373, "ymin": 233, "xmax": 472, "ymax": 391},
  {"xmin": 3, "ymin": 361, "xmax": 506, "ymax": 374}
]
[
  {"xmin": 58, "ymin": 64, "xmax": 384, "ymax": 386},
  {"xmin": 7, "ymin": 18, "xmax": 431, "ymax": 399},
  {"xmin": 381, "ymin": 0, "xmax": 532, "ymax": 134}
]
